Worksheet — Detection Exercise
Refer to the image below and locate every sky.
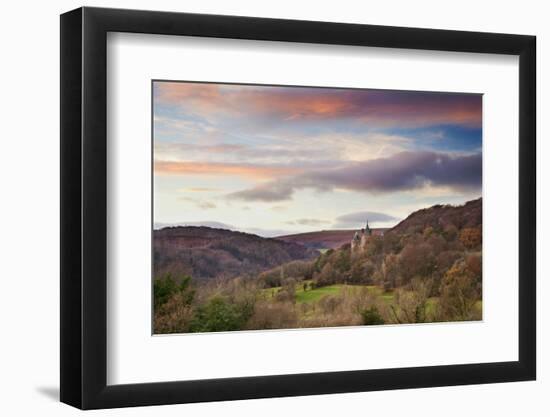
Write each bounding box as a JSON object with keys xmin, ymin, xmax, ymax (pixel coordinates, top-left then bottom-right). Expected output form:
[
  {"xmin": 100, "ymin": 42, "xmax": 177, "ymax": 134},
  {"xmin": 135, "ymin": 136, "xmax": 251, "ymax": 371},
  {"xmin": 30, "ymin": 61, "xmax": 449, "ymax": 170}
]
[{"xmin": 153, "ymin": 81, "xmax": 482, "ymax": 237}]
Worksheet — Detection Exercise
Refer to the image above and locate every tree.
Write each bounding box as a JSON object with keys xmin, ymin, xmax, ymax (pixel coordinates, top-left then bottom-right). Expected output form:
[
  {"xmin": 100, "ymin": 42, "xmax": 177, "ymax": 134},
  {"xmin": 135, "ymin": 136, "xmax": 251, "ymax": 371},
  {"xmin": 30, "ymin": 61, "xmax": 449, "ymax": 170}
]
[
  {"xmin": 399, "ymin": 242, "xmax": 436, "ymax": 283},
  {"xmin": 382, "ymin": 253, "xmax": 400, "ymax": 288},
  {"xmin": 350, "ymin": 258, "xmax": 365, "ymax": 283},
  {"xmin": 153, "ymin": 274, "xmax": 195, "ymax": 333},
  {"xmin": 317, "ymin": 263, "xmax": 337, "ymax": 286},
  {"xmin": 365, "ymin": 235, "xmax": 383, "ymax": 257},
  {"xmin": 389, "ymin": 278, "xmax": 432, "ymax": 324},
  {"xmin": 443, "ymin": 224, "xmax": 458, "ymax": 242},
  {"xmin": 154, "ymin": 292, "xmax": 195, "ymax": 333},
  {"xmin": 276, "ymin": 278, "xmax": 297, "ymax": 303},
  {"xmin": 438, "ymin": 260, "xmax": 481, "ymax": 321},
  {"xmin": 459, "ymin": 227, "xmax": 482, "ymax": 249},
  {"xmin": 383, "ymin": 232, "xmax": 402, "ymax": 254},
  {"xmin": 153, "ymin": 274, "xmax": 194, "ymax": 310}
]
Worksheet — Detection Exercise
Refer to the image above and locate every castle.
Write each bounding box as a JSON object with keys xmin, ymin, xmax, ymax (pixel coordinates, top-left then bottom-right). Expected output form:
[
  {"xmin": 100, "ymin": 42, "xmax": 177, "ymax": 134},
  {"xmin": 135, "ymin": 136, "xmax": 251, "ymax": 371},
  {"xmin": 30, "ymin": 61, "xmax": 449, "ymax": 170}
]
[{"xmin": 351, "ymin": 220, "xmax": 383, "ymax": 253}]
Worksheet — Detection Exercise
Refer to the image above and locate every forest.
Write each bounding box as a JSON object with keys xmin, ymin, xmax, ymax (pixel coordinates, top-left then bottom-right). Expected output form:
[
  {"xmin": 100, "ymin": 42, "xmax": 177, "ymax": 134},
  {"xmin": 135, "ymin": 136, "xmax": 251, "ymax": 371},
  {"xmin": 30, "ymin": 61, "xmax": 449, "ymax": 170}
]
[{"xmin": 153, "ymin": 199, "xmax": 482, "ymax": 333}]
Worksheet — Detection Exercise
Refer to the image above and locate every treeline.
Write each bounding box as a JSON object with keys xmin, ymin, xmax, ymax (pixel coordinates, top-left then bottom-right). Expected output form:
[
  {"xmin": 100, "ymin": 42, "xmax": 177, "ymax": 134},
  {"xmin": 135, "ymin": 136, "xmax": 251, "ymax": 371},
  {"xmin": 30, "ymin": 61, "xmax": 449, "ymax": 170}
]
[{"xmin": 153, "ymin": 226, "xmax": 317, "ymax": 281}]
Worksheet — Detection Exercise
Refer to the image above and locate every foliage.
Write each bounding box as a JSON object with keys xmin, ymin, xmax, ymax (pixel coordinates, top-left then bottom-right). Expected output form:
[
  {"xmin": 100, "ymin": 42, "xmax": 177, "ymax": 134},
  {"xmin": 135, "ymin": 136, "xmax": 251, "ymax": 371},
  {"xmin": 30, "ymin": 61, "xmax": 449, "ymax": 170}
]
[
  {"xmin": 361, "ymin": 306, "xmax": 385, "ymax": 325},
  {"xmin": 389, "ymin": 278, "xmax": 432, "ymax": 323},
  {"xmin": 190, "ymin": 296, "xmax": 254, "ymax": 333},
  {"xmin": 153, "ymin": 274, "xmax": 194, "ymax": 310},
  {"xmin": 153, "ymin": 274, "xmax": 195, "ymax": 333},
  {"xmin": 438, "ymin": 260, "xmax": 481, "ymax": 321},
  {"xmin": 459, "ymin": 227, "xmax": 482, "ymax": 249},
  {"xmin": 154, "ymin": 292, "xmax": 195, "ymax": 334},
  {"xmin": 154, "ymin": 199, "xmax": 483, "ymax": 333}
]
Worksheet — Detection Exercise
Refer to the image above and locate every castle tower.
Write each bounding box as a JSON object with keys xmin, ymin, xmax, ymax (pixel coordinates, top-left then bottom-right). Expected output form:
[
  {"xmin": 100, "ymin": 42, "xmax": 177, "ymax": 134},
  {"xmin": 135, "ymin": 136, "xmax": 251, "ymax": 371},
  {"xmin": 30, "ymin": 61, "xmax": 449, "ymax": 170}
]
[{"xmin": 351, "ymin": 219, "xmax": 373, "ymax": 253}]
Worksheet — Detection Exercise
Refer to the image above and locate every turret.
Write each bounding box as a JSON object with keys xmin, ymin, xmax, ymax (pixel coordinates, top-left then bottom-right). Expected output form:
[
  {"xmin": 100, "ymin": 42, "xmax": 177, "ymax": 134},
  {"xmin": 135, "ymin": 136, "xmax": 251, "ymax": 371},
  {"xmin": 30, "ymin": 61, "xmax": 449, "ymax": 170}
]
[{"xmin": 365, "ymin": 219, "xmax": 372, "ymax": 236}]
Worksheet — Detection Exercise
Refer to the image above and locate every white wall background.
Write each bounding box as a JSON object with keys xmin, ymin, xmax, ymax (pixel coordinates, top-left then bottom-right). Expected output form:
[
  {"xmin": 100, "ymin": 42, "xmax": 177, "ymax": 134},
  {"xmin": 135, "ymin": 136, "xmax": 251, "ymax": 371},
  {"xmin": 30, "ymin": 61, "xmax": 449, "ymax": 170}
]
[{"xmin": 0, "ymin": 0, "xmax": 545, "ymax": 415}]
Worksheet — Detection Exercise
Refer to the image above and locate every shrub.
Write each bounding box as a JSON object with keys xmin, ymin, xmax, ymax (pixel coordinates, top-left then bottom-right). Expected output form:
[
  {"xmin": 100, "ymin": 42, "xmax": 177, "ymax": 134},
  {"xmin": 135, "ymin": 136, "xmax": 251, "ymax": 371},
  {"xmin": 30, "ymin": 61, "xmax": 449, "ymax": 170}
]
[
  {"xmin": 246, "ymin": 301, "xmax": 297, "ymax": 330},
  {"xmin": 389, "ymin": 278, "xmax": 432, "ymax": 324},
  {"xmin": 190, "ymin": 296, "xmax": 254, "ymax": 333},
  {"xmin": 361, "ymin": 306, "xmax": 385, "ymax": 325},
  {"xmin": 275, "ymin": 278, "xmax": 297, "ymax": 303},
  {"xmin": 154, "ymin": 292, "xmax": 195, "ymax": 334}
]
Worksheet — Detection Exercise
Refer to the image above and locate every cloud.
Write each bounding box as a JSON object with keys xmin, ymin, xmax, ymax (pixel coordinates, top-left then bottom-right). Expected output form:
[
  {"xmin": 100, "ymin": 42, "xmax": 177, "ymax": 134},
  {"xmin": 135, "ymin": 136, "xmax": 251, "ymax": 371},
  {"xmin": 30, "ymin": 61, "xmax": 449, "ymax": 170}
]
[
  {"xmin": 227, "ymin": 182, "xmax": 294, "ymax": 202},
  {"xmin": 302, "ymin": 151, "xmax": 482, "ymax": 193},
  {"xmin": 197, "ymin": 201, "xmax": 216, "ymax": 209},
  {"xmin": 154, "ymin": 140, "xmax": 350, "ymax": 165},
  {"xmin": 155, "ymin": 160, "xmax": 301, "ymax": 179},
  {"xmin": 286, "ymin": 218, "xmax": 330, "ymax": 226},
  {"xmin": 154, "ymin": 82, "xmax": 482, "ymax": 128},
  {"xmin": 178, "ymin": 196, "xmax": 217, "ymax": 210},
  {"xmin": 179, "ymin": 187, "xmax": 221, "ymax": 192},
  {"xmin": 334, "ymin": 211, "xmax": 399, "ymax": 228},
  {"xmin": 227, "ymin": 151, "xmax": 482, "ymax": 202}
]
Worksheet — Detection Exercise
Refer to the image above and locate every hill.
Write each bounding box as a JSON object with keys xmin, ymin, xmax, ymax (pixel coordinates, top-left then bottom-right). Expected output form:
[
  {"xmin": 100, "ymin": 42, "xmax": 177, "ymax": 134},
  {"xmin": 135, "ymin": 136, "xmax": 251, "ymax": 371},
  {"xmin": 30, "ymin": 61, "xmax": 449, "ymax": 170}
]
[
  {"xmin": 390, "ymin": 197, "xmax": 482, "ymax": 235},
  {"xmin": 276, "ymin": 229, "xmax": 387, "ymax": 250},
  {"xmin": 154, "ymin": 226, "xmax": 318, "ymax": 281}
]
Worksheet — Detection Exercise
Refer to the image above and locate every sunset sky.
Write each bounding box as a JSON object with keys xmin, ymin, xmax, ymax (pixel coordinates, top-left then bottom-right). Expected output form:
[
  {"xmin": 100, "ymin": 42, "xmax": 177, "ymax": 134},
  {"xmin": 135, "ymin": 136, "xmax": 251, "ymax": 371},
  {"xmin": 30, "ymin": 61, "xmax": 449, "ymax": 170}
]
[{"xmin": 153, "ymin": 81, "xmax": 482, "ymax": 237}]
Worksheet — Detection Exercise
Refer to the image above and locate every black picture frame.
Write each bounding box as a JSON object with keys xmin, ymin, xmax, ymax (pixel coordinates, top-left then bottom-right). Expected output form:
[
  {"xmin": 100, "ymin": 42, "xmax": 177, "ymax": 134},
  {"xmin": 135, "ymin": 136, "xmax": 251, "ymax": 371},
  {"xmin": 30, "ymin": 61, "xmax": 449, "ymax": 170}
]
[{"xmin": 60, "ymin": 6, "xmax": 536, "ymax": 410}]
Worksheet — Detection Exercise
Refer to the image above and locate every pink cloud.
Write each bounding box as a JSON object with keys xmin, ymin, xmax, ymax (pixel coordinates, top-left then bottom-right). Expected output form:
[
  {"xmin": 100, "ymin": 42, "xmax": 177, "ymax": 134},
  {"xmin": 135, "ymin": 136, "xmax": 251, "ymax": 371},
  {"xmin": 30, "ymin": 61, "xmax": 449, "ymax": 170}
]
[
  {"xmin": 154, "ymin": 160, "xmax": 302, "ymax": 179},
  {"xmin": 154, "ymin": 82, "xmax": 482, "ymax": 128}
]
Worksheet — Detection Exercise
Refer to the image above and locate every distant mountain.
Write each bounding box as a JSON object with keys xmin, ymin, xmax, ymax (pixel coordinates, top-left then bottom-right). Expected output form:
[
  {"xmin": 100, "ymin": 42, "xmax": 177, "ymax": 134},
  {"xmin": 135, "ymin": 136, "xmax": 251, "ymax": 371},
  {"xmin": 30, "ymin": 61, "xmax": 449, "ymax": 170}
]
[
  {"xmin": 276, "ymin": 229, "xmax": 387, "ymax": 250},
  {"xmin": 390, "ymin": 198, "xmax": 482, "ymax": 235},
  {"xmin": 154, "ymin": 226, "xmax": 318, "ymax": 281}
]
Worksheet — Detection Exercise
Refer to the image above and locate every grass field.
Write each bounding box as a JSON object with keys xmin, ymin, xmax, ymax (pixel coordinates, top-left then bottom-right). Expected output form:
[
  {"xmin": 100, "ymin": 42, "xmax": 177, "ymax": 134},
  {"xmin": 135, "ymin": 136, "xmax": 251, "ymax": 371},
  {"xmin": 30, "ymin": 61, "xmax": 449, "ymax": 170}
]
[
  {"xmin": 264, "ymin": 282, "xmax": 396, "ymax": 304},
  {"xmin": 262, "ymin": 281, "xmax": 482, "ymax": 322},
  {"xmin": 295, "ymin": 284, "xmax": 346, "ymax": 303},
  {"xmin": 260, "ymin": 282, "xmax": 484, "ymax": 322}
]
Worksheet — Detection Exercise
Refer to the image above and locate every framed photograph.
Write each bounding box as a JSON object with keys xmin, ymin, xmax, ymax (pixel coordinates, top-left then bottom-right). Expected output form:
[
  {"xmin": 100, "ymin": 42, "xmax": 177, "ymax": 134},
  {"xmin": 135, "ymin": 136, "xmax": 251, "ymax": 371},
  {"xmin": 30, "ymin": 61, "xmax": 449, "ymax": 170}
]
[{"xmin": 60, "ymin": 7, "xmax": 536, "ymax": 409}]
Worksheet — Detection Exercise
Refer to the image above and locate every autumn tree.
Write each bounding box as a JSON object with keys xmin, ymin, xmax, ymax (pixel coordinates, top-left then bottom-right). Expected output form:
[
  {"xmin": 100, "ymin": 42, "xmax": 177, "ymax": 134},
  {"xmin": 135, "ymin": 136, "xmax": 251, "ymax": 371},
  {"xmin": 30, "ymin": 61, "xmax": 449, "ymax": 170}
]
[
  {"xmin": 389, "ymin": 278, "xmax": 432, "ymax": 324},
  {"xmin": 399, "ymin": 242, "xmax": 436, "ymax": 284},
  {"xmin": 383, "ymin": 232, "xmax": 402, "ymax": 254},
  {"xmin": 382, "ymin": 253, "xmax": 400, "ymax": 289},
  {"xmin": 438, "ymin": 260, "xmax": 481, "ymax": 321},
  {"xmin": 459, "ymin": 227, "xmax": 482, "ymax": 249},
  {"xmin": 316, "ymin": 263, "xmax": 337, "ymax": 287},
  {"xmin": 442, "ymin": 224, "xmax": 458, "ymax": 242},
  {"xmin": 153, "ymin": 274, "xmax": 196, "ymax": 333}
]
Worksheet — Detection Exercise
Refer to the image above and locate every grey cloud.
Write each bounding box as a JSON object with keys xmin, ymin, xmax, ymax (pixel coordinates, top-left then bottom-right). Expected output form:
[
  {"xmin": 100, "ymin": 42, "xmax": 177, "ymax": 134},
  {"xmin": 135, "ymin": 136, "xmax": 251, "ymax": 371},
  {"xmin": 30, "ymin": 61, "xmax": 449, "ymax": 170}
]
[
  {"xmin": 301, "ymin": 151, "xmax": 482, "ymax": 193},
  {"xmin": 179, "ymin": 196, "xmax": 217, "ymax": 210},
  {"xmin": 227, "ymin": 151, "xmax": 481, "ymax": 202},
  {"xmin": 334, "ymin": 211, "xmax": 399, "ymax": 228},
  {"xmin": 227, "ymin": 182, "xmax": 294, "ymax": 202},
  {"xmin": 286, "ymin": 218, "xmax": 330, "ymax": 226},
  {"xmin": 197, "ymin": 201, "xmax": 217, "ymax": 209}
]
